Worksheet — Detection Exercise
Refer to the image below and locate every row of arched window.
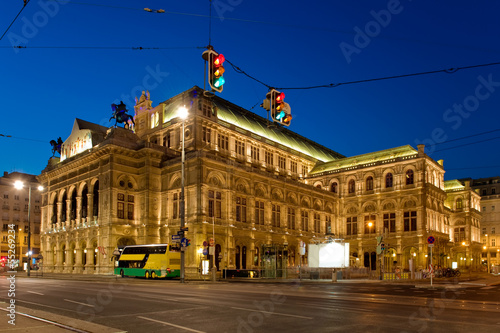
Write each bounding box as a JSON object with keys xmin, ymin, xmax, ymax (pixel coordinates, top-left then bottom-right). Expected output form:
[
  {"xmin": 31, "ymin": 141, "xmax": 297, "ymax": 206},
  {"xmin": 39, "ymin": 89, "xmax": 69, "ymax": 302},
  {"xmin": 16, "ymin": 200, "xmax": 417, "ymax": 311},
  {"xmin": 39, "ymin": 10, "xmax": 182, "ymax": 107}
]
[{"xmin": 328, "ymin": 170, "xmax": 415, "ymax": 194}]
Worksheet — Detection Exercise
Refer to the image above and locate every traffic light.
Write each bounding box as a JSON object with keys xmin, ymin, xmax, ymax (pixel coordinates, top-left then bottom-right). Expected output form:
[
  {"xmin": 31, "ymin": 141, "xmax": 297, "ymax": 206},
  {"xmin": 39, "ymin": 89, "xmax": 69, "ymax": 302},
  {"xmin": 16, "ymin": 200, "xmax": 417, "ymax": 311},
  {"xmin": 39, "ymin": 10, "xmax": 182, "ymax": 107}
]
[
  {"xmin": 381, "ymin": 243, "xmax": 386, "ymax": 251},
  {"xmin": 187, "ymin": 239, "xmax": 191, "ymax": 246},
  {"xmin": 202, "ymin": 49, "xmax": 225, "ymax": 92},
  {"xmin": 269, "ymin": 89, "xmax": 292, "ymax": 126}
]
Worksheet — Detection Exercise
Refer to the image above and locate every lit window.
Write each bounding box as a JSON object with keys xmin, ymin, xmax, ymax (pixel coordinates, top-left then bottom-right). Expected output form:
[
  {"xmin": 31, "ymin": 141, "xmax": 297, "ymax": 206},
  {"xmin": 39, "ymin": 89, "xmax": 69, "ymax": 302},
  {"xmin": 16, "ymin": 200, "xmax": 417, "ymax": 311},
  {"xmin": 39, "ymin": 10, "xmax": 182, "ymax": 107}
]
[{"xmin": 406, "ymin": 170, "xmax": 414, "ymax": 185}]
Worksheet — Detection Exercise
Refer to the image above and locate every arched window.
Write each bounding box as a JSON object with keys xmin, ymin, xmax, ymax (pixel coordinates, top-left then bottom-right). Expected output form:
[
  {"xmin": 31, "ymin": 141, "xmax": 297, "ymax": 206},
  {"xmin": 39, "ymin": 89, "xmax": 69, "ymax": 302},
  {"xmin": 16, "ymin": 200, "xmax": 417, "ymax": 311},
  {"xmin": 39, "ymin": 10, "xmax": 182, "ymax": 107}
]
[
  {"xmin": 456, "ymin": 198, "xmax": 463, "ymax": 210},
  {"xmin": 316, "ymin": 184, "xmax": 322, "ymax": 189},
  {"xmin": 366, "ymin": 176, "xmax": 373, "ymax": 191},
  {"xmin": 93, "ymin": 181, "xmax": 99, "ymax": 218},
  {"xmin": 385, "ymin": 173, "xmax": 393, "ymax": 188},
  {"xmin": 61, "ymin": 192, "xmax": 67, "ymax": 222},
  {"xmin": 348, "ymin": 180, "xmax": 355, "ymax": 194},
  {"xmin": 70, "ymin": 190, "xmax": 77, "ymax": 220},
  {"xmin": 330, "ymin": 182, "xmax": 338, "ymax": 193},
  {"xmin": 81, "ymin": 186, "xmax": 88, "ymax": 218},
  {"xmin": 406, "ymin": 170, "xmax": 414, "ymax": 185}
]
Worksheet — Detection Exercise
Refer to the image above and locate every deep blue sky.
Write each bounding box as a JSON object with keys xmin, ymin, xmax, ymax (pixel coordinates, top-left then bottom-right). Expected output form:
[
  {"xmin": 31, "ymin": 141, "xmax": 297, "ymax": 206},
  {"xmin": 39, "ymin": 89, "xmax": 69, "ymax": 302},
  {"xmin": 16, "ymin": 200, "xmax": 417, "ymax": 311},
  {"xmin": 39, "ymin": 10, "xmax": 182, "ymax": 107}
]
[{"xmin": 1, "ymin": 0, "xmax": 499, "ymax": 181}]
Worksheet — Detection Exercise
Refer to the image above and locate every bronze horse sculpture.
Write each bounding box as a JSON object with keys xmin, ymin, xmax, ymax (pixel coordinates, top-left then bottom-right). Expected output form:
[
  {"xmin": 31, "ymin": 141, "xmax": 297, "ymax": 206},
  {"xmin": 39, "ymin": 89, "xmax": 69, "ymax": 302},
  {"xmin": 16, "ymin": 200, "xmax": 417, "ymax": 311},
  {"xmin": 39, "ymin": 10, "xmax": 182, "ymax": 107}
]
[
  {"xmin": 50, "ymin": 137, "xmax": 63, "ymax": 157},
  {"xmin": 110, "ymin": 101, "xmax": 135, "ymax": 129}
]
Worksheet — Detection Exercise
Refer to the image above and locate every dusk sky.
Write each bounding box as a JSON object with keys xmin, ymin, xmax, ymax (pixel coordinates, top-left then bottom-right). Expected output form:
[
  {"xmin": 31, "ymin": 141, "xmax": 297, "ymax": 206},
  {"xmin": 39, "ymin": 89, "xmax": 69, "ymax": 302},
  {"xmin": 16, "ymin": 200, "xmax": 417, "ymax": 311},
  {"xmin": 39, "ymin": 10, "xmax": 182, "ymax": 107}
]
[{"xmin": 1, "ymin": 0, "xmax": 499, "ymax": 181}]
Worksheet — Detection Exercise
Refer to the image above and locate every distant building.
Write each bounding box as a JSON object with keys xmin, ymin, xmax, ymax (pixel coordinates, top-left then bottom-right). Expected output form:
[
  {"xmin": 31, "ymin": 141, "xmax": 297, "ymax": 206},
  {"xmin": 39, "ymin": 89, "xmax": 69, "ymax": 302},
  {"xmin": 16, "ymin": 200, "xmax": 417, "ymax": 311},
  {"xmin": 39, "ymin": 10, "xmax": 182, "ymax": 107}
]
[
  {"xmin": 464, "ymin": 177, "xmax": 500, "ymax": 268},
  {"xmin": 0, "ymin": 171, "xmax": 42, "ymax": 269},
  {"xmin": 37, "ymin": 87, "xmax": 483, "ymax": 276}
]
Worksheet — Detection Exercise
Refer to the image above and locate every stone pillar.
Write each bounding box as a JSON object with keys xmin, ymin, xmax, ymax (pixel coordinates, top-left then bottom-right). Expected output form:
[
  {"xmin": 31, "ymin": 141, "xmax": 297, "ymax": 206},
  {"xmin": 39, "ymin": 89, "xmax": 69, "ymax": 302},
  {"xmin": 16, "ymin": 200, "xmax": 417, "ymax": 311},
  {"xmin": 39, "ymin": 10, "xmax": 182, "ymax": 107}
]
[
  {"xmin": 87, "ymin": 193, "xmax": 94, "ymax": 223},
  {"xmin": 76, "ymin": 196, "xmax": 82, "ymax": 222},
  {"xmin": 57, "ymin": 202, "xmax": 63, "ymax": 224}
]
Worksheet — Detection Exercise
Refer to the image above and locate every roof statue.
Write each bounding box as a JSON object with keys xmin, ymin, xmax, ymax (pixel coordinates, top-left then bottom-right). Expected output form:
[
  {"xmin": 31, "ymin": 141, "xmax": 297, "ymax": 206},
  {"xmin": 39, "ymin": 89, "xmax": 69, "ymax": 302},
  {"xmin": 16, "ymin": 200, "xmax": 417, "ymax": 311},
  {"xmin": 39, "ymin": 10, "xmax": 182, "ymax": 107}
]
[
  {"xmin": 49, "ymin": 137, "xmax": 63, "ymax": 157},
  {"xmin": 110, "ymin": 101, "xmax": 135, "ymax": 130}
]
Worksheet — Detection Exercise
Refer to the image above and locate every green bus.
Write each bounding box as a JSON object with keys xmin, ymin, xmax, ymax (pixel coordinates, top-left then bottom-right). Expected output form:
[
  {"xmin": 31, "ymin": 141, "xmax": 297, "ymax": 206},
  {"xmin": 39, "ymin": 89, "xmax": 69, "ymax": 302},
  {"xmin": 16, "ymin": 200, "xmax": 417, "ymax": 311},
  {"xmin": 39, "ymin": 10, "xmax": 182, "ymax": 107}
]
[{"xmin": 114, "ymin": 244, "xmax": 181, "ymax": 279}]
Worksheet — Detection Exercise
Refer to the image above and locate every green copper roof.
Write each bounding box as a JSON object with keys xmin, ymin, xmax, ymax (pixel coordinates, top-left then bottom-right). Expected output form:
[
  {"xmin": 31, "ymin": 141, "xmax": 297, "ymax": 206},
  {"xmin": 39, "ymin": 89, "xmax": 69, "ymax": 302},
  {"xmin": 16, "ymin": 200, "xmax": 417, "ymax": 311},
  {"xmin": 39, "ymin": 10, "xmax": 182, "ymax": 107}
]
[
  {"xmin": 159, "ymin": 87, "xmax": 344, "ymax": 162},
  {"xmin": 309, "ymin": 145, "xmax": 418, "ymax": 175},
  {"xmin": 444, "ymin": 179, "xmax": 465, "ymax": 191},
  {"xmin": 213, "ymin": 96, "xmax": 344, "ymax": 162}
]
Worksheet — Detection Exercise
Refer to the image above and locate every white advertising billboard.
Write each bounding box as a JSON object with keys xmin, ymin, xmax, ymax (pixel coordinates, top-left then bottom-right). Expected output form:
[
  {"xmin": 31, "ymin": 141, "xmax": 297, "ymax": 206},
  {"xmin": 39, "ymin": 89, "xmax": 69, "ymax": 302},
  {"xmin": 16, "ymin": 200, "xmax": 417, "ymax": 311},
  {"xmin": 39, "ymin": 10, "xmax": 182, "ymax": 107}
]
[{"xmin": 308, "ymin": 242, "xmax": 350, "ymax": 268}]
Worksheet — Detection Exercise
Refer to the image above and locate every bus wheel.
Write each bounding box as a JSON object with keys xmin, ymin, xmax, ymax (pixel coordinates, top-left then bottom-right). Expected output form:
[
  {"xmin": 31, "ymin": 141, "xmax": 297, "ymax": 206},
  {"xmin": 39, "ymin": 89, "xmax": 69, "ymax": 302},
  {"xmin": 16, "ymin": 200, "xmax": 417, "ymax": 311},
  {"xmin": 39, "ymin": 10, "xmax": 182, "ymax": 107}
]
[
  {"xmin": 145, "ymin": 271, "xmax": 150, "ymax": 279},
  {"xmin": 120, "ymin": 269, "xmax": 124, "ymax": 278},
  {"xmin": 151, "ymin": 271, "xmax": 157, "ymax": 279}
]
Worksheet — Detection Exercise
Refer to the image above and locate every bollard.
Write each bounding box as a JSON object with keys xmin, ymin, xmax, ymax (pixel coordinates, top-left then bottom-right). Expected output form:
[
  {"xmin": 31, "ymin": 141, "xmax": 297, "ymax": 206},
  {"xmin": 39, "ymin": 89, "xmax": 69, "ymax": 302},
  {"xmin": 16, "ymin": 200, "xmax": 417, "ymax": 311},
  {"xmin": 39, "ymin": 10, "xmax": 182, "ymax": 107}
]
[{"xmin": 332, "ymin": 269, "xmax": 337, "ymax": 282}]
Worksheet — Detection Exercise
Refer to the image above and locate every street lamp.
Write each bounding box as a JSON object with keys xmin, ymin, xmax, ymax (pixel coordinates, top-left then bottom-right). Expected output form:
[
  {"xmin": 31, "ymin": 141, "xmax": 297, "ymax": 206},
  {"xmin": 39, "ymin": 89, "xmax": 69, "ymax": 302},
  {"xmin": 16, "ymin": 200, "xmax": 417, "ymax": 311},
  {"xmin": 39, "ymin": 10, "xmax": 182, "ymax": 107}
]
[
  {"xmin": 485, "ymin": 234, "xmax": 491, "ymax": 274},
  {"xmin": 14, "ymin": 180, "xmax": 43, "ymax": 277},
  {"xmin": 178, "ymin": 106, "xmax": 188, "ymax": 283}
]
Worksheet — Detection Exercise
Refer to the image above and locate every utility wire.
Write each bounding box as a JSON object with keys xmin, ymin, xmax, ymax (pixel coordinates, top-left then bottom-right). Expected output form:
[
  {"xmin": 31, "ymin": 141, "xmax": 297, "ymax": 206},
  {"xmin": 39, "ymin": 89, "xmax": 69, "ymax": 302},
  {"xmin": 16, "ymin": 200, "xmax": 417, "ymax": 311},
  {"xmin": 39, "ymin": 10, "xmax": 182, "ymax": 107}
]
[
  {"xmin": 2, "ymin": 45, "xmax": 205, "ymax": 50},
  {"xmin": 433, "ymin": 128, "xmax": 500, "ymax": 146},
  {"xmin": 225, "ymin": 58, "xmax": 500, "ymax": 91},
  {"xmin": 434, "ymin": 136, "xmax": 500, "ymax": 153},
  {"xmin": 0, "ymin": 0, "xmax": 31, "ymax": 41},
  {"xmin": 0, "ymin": 133, "xmax": 47, "ymax": 143},
  {"xmin": 277, "ymin": 61, "xmax": 500, "ymax": 90}
]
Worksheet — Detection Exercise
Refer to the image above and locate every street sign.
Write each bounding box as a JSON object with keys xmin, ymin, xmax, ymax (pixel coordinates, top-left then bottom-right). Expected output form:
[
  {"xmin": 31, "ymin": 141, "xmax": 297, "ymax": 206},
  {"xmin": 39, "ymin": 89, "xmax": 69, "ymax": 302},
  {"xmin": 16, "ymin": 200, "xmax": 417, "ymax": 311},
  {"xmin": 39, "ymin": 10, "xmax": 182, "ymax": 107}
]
[
  {"xmin": 177, "ymin": 230, "xmax": 184, "ymax": 236},
  {"xmin": 181, "ymin": 227, "xmax": 189, "ymax": 231},
  {"xmin": 172, "ymin": 235, "xmax": 181, "ymax": 243},
  {"xmin": 376, "ymin": 236, "xmax": 383, "ymax": 244},
  {"xmin": 427, "ymin": 236, "xmax": 435, "ymax": 244},
  {"xmin": 428, "ymin": 244, "xmax": 434, "ymax": 248},
  {"xmin": 181, "ymin": 238, "xmax": 188, "ymax": 247},
  {"xmin": 209, "ymin": 238, "xmax": 215, "ymax": 247},
  {"xmin": 203, "ymin": 241, "xmax": 208, "ymax": 247}
]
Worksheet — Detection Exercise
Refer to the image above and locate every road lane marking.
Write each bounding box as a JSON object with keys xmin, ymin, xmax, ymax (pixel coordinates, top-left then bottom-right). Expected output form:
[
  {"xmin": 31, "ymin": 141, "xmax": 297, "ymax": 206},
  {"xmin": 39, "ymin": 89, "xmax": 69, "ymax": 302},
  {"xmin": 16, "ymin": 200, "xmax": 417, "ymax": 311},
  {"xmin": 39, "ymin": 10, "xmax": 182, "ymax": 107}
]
[
  {"xmin": 64, "ymin": 299, "xmax": 94, "ymax": 307},
  {"xmin": 27, "ymin": 291, "xmax": 44, "ymax": 295},
  {"xmin": 138, "ymin": 316, "xmax": 206, "ymax": 333},
  {"xmin": 231, "ymin": 306, "xmax": 313, "ymax": 319}
]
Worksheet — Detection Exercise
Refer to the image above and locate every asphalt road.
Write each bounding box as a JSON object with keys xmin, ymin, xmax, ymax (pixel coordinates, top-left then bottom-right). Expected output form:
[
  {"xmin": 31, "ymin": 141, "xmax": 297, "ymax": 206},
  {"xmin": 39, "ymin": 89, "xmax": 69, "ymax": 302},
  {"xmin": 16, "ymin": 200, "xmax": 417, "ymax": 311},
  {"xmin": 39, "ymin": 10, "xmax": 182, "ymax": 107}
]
[{"xmin": 1, "ymin": 277, "xmax": 500, "ymax": 333}]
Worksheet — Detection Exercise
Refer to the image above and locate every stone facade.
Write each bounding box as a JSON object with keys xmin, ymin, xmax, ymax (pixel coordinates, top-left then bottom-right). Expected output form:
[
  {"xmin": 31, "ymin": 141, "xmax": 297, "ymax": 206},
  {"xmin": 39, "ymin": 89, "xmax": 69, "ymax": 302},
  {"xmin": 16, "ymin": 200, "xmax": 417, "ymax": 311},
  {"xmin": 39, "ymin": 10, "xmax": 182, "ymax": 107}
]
[
  {"xmin": 0, "ymin": 172, "xmax": 42, "ymax": 269},
  {"xmin": 37, "ymin": 87, "xmax": 483, "ymax": 276}
]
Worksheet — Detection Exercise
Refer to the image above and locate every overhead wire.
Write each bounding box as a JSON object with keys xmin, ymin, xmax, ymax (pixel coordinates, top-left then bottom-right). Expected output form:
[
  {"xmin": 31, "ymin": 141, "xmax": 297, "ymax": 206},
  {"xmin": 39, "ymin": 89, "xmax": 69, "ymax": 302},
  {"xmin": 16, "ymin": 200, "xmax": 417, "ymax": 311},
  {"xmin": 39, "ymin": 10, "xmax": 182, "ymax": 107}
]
[
  {"xmin": 0, "ymin": 0, "xmax": 31, "ymax": 41},
  {"xmin": 1, "ymin": 45, "xmax": 205, "ymax": 50}
]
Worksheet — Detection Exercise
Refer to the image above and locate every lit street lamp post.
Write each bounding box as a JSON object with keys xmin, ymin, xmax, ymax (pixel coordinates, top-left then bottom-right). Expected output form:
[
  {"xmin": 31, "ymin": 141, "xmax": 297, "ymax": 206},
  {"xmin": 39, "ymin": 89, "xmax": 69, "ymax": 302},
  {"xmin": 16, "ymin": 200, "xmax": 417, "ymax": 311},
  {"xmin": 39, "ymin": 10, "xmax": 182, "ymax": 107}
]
[
  {"xmin": 14, "ymin": 180, "xmax": 43, "ymax": 277},
  {"xmin": 178, "ymin": 106, "xmax": 188, "ymax": 283}
]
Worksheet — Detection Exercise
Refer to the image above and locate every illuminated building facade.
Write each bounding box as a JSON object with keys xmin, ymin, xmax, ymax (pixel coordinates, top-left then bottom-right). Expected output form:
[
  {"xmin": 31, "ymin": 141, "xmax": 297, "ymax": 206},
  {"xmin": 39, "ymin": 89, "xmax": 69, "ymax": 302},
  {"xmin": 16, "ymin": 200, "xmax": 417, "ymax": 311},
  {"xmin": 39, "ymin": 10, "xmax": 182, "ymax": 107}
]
[
  {"xmin": 466, "ymin": 177, "xmax": 500, "ymax": 268},
  {"xmin": 0, "ymin": 172, "xmax": 42, "ymax": 269},
  {"xmin": 38, "ymin": 87, "xmax": 482, "ymax": 275}
]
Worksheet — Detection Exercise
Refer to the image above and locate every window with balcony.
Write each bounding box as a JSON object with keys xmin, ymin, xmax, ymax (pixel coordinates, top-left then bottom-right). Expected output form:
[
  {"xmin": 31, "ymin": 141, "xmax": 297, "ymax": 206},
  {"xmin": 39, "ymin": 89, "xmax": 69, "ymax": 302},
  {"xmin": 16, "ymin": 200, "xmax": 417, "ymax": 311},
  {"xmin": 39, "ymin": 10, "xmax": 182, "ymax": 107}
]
[
  {"xmin": 208, "ymin": 190, "xmax": 222, "ymax": 218},
  {"xmin": 278, "ymin": 156, "xmax": 286, "ymax": 170},
  {"xmin": 301, "ymin": 211, "xmax": 309, "ymax": 231},
  {"xmin": 218, "ymin": 134, "xmax": 229, "ymax": 151},
  {"xmin": 454, "ymin": 227, "xmax": 465, "ymax": 243},
  {"xmin": 272, "ymin": 204, "xmax": 281, "ymax": 228},
  {"xmin": 202, "ymin": 126, "xmax": 211, "ymax": 143},
  {"xmin": 456, "ymin": 198, "xmax": 463, "ymax": 210},
  {"xmin": 265, "ymin": 151, "xmax": 273, "ymax": 166},
  {"xmin": 251, "ymin": 146, "xmax": 260, "ymax": 162},
  {"xmin": 403, "ymin": 211, "xmax": 417, "ymax": 232},
  {"xmin": 290, "ymin": 160, "xmax": 297, "ymax": 174},
  {"xmin": 236, "ymin": 197, "xmax": 247, "ymax": 223},
  {"xmin": 346, "ymin": 216, "xmax": 357, "ymax": 235},
  {"xmin": 383, "ymin": 213, "xmax": 396, "ymax": 233},
  {"xmin": 287, "ymin": 207, "xmax": 295, "ymax": 230},
  {"xmin": 255, "ymin": 200, "xmax": 265, "ymax": 225},
  {"xmin": 326, "ymin": 215, "xmax": 332, "ymax": 234},
  {"xmin": 235, "ymin": 140, "xmax": 245, "ymax": 158},
  {"xmin": 314, "ymin": 213, "xmax": 321, "ymax": 233},
  {"xmin": 364, "ymin": 215, "xmax": 376, "ymax": 234}
]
